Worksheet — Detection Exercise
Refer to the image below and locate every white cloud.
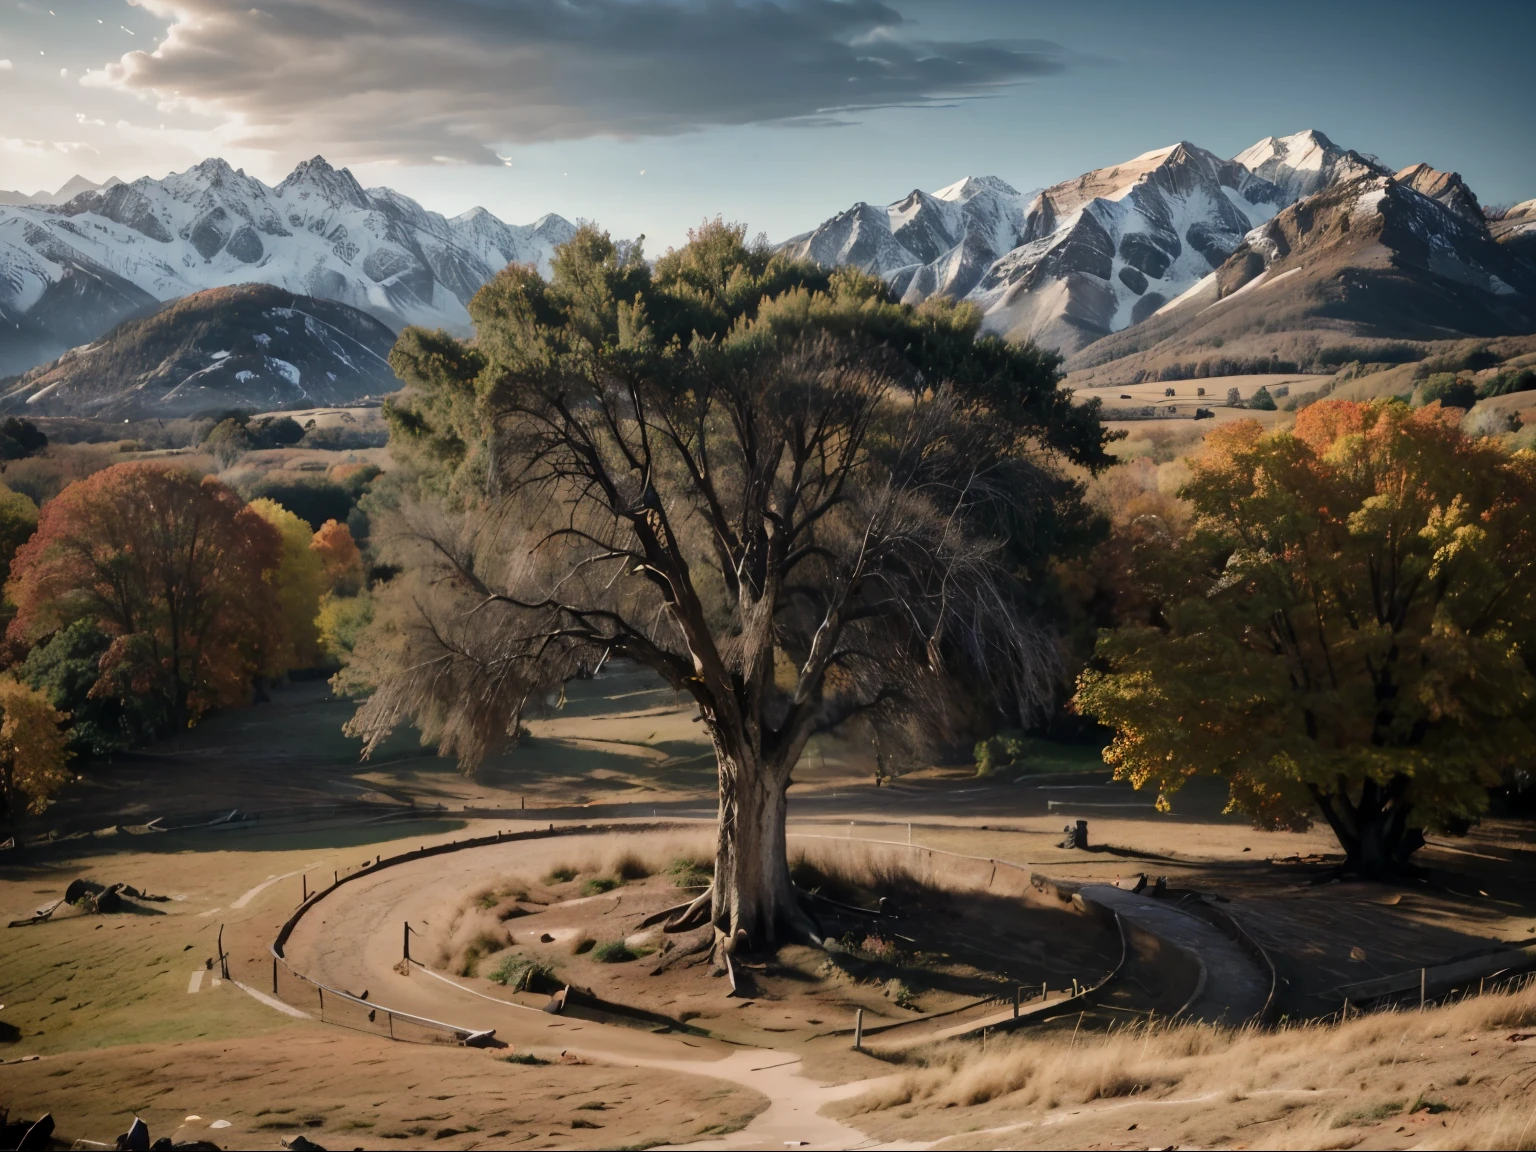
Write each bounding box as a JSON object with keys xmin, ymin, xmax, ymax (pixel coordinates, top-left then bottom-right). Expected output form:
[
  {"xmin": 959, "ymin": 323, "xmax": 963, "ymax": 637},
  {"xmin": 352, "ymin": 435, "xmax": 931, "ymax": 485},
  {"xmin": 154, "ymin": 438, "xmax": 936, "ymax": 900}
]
[
  {"xmin": 0, "ymin": 61, "xmax": 12, "ymax": 72},
  {"xmin": 87, "ymin": 0, "xmax": 1072, "ymax": 166},
  {"xmin": 1, "ymin": 137, "xmax": 99, "ymax": 156}
]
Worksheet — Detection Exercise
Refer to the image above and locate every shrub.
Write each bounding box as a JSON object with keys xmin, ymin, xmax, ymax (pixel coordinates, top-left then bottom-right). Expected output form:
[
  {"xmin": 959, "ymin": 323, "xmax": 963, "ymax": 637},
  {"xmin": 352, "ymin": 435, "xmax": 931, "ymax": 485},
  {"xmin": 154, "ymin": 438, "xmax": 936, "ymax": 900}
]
[
  {"xmin": 667, "ymin": 856, "xmax": 713, "ymax": 888},
  {"xmin": 301, "ymin": 425, "xmax": 389, "ymax": 450},
  {"xmin": 1481, "ymin": 367, "xmax": 1536, "ymax": 398},
  {"xmin": 1247, "ymin": 386, "xmax": 1277, "ymax": 410},
  {"xmin": 591, "ymin": 941, "xmax": 636, "ymax": 963},
  {"xmin": 545, "ymin": 866, "xmax": 576, "ymax": 884},
  {"xmin": 504, "ymin": 1052, "xmax": 548, "ymax": 1066},
  {"xmin": 974, "ymin": 729, "xmax": 1027, "ymax": 775},
  {"xmin": 581, "ymin": 876, "xmax": 619, "ymax": 896},
  {"xmin": 1417, "ymin": 373, "xmax": 1478, "ymax": 410},
  {"xmin": 204, "ymin": 418, "xmax": 251, "ymax": 468},
  {"xmin": 1316, "ymin": 342, "xmax": 1421, "ymax": 368},
  {"xmin": 18, "ymin": 619, "xmax": 167, "ymax": 754},
  {"xmin": 248, "ymin": 416, "xmax": 305, "ymax": 449},
  {"xmin": 612, "ymin": 853, "xmax": 651, "ymax": 881},
  {"xmin": 488, "ymin": 955, "xmax": 555, "ymax": 991},
  {"xmin": 458, "ymin": 930, "xmax": 504, "ymax": 977}
]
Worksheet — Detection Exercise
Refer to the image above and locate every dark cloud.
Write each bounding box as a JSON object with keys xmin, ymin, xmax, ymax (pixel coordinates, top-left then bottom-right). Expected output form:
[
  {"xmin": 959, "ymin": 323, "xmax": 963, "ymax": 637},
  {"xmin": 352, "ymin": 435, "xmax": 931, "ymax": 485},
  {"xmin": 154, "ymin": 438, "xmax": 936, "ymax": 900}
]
[{"xmin": 100, "ymin": 0, "xmax": 1071, "ymax": 163}]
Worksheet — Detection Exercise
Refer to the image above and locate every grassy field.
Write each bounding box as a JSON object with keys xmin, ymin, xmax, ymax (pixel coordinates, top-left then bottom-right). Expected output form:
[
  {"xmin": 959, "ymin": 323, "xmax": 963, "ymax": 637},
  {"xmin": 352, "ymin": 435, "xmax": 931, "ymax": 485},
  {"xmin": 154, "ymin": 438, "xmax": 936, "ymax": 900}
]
[{"xmin": 5, "ymin": 664, "xmax": 1536, "ymax": 1149}]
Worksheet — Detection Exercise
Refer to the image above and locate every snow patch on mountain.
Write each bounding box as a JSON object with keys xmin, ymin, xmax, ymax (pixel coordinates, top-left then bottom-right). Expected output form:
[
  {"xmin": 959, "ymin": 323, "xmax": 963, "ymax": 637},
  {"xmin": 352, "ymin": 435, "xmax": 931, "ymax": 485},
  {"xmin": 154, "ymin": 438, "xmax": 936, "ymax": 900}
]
[
  {"xmin": 780, "ymin": 130, "xmax": 1430, "ymax": 354},
  {"xmin": 0, "ymin": 156, "xmax": 574, "ymax": 375}
]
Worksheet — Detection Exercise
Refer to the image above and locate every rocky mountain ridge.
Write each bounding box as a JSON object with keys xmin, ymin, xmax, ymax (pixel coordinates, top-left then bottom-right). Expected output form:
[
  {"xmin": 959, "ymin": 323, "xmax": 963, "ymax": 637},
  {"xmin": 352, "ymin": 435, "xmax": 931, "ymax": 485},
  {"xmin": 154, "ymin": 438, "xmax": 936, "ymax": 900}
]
[
  {"xmin": 785, "ymin": 129, "xmax": 1535, "ymax": 364},
  {"xmin": 0, "ymin": 157, "xmax": 574, "ymax": 375}
]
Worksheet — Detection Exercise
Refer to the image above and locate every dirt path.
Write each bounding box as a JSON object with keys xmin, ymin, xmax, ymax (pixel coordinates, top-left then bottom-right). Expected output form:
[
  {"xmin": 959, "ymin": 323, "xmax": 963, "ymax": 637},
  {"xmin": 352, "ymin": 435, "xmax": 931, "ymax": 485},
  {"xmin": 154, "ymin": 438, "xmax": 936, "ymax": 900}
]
[
  {"xmin": 648, "ymin": 1050, "xmax": 918, "ymax": 1151},
  {"xmin": 1081, "ymin": 883, "xmax": 1270, "ymax": 1023},
  {"xmin": 276, "ymin": 835, "xmax": 940, "ymax": 1149}
]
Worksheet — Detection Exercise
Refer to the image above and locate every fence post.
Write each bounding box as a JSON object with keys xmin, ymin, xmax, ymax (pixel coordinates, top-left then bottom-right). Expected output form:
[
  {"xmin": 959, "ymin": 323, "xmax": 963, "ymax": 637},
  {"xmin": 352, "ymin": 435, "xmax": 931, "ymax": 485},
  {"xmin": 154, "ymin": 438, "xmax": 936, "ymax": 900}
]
[
  {"xmin": 1420, "ymin": 967, "xmax": 1426, "ymax": 1011},
  {"xmin": 388, "ymin": 1011, "xmax": 394, "ymax": 1040},
  {"xmin": 317, "ymin": 985, "xmax": 324, "ymax": 1018},
  {"xmin": 1013, "ymin": 987, "xmax": 1020, "ymax": 1019},
  {"xmin": 333, "ymin": 870, "xmax": 338, "ymax": 887},
  {"xmin": 302, "ymin": 874, "xmax": 307, "ymax": 902},
  {"xmin": 272, "ymin": 957, "xmax": 278, "ymax": 995},
  {"xmin": 853, "ymin": 1008, "xmax": 864, "ymax": 1051}
]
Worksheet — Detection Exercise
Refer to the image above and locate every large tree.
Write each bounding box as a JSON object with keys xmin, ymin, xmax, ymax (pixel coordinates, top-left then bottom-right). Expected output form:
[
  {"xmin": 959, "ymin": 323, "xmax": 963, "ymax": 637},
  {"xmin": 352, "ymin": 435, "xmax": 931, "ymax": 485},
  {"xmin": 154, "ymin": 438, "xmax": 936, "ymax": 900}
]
[
  {"xmin": 6, "ymin": 463, "xmax": 282, "ymax": 732},
  {"xmin": 1076, "ymin": 400, "xmax": 1536, "ymax": 877},
  {"xmin": 348, "ymin": 223, "xmax": 1112, "ymax": 951}
]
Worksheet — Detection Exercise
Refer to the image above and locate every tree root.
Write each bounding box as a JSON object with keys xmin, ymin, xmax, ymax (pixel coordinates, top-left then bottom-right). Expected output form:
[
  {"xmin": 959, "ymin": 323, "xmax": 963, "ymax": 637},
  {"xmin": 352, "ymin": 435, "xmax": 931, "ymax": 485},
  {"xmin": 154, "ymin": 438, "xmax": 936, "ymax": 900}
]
[
  {"xmin": 663, "ymin": 884, "xmax": 714, "ymax": 933},
  {"xmin": 636, "ymin": 899, "xmax": 698, "ymax": 930},
  {"xmin": 649, "ymin": 929, "xmax": 712, "ymax": 975}
]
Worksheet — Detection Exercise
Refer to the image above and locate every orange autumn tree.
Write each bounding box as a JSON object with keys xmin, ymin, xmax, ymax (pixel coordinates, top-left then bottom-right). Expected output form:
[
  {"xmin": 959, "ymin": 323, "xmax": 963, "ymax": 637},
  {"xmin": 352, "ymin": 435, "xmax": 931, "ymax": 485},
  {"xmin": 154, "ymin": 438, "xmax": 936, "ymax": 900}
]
[
  {"xmin": 6, "ymin": 463, "xmax": 282, "ymax": 732},
  {"xmin": 1076, "ymin": 399, "xmax": 1536, "ymax": 877},
  {"xmin": 311, "ymin": 519, "xmax": 365, "ymax": 595}
]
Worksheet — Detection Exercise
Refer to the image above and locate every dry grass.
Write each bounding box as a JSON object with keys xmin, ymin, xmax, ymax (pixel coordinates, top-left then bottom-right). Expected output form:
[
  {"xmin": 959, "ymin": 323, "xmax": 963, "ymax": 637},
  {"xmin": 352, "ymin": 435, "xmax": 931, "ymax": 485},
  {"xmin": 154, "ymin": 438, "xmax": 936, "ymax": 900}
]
[
  {"xmin": 538, "ymin": 833, "xmax": 714, "ymax": 890},
  {"xmin": 836, "ymin": 982, "xmax": 1536, "ymax": 1149}
]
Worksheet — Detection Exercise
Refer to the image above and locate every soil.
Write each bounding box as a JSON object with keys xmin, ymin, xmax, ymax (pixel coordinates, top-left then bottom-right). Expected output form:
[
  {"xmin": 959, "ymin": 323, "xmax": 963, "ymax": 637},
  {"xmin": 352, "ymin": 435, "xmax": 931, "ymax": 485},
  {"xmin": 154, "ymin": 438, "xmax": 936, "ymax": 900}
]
[
  {"xmin": 4, "ymin": 670, "xmax": 1536, "ymax": 1149},
  {"xmin": 278, "ymin": 832, "xmax": 1122, "ymax": 1053}
]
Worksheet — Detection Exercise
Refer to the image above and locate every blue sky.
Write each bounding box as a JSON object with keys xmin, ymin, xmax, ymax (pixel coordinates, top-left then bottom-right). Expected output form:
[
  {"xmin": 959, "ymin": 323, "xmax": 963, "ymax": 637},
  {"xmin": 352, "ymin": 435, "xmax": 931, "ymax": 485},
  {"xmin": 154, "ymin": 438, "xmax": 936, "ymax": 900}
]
[{"xmin": 2, "ymin": 0, "xmax": 1531, "ymax": 249}]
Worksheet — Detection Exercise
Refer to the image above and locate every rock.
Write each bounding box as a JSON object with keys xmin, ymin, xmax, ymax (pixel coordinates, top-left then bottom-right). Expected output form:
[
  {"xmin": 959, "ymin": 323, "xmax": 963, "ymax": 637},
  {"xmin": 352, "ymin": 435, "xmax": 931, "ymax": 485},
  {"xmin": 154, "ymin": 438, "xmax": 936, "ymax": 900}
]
[{"xmin": 279, "ymin": 1137, "xmax": 327, "ymax": 1151}]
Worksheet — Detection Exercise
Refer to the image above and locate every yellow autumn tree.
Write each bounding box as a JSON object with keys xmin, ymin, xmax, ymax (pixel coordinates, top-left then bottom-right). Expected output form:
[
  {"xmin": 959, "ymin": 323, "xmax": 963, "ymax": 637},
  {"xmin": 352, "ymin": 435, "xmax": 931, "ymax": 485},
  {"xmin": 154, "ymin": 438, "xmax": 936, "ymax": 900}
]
[
  {"xmin": 1076, "ymin": 399, "xmax": 1536, "ymax": 877},
  {"xmin": 0, "ymin": 676, "xmax": 72, "ymax": 821},
  {"xmin": 249, "ymin": 498, "xmax": 326, "ymax": 674}
]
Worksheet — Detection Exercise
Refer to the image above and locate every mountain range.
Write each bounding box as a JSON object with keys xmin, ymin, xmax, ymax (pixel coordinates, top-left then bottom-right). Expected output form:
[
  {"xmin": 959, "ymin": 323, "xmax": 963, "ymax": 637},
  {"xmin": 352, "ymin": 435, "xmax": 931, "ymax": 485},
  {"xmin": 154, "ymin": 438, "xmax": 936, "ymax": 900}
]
[
  {"xmin": 0, "ymin": 156, "xmax": 575, "ymax": 376},
  {"xmin": 3, "ymin": 129, "xmax": 1532, "ymax": 415},
  {"xmin": 784, "ymin": 130, "xmax": 1535, "ymax": 365}
]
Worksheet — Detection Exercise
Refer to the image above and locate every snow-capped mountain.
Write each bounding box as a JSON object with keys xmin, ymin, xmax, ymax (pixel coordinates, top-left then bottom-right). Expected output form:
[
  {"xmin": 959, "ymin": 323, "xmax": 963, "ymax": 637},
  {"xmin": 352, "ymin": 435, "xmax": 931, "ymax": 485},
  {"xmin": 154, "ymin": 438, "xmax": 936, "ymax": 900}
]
[
  {"xmin": 1492, "ymin": 199, "xmax": 1536, "ymax": 259},
  {"xmin": 1230, "ymin": 130, "xmax": 1384, "ymax": 202},
  {"xmin": 0, "ymin": 156, "xmax": 574, "ymax": 375},
  {"xmin": 1065, "ymin": 171, "xmax": 1536, "ymax": 385},
  {"xmin": 0, "ymin": 174, "xmax": 124, "ymax": 207},
  {"xmin": 783, "ymin": 130, "xmax": 1400, "ymax": 354},
  {"xmin": 0, "ymin": 284, "xmax": 399, "ymax": 419},
  {"xmin": 780, "ymin": 175, "xmax": 1032, "ymax": 304}
]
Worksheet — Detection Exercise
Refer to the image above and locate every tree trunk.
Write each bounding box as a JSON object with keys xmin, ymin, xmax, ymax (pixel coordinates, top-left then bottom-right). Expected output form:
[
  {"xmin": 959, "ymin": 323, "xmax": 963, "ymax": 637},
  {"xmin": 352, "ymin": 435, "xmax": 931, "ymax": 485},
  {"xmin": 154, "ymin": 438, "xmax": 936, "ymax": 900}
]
[
  {"xmin": 1310, "ymin": 775, "xmax": 1424, "ymax": 880},
  {"xmin": 710, "ymin": 743, "xmax": 814, "ymax": 952}
]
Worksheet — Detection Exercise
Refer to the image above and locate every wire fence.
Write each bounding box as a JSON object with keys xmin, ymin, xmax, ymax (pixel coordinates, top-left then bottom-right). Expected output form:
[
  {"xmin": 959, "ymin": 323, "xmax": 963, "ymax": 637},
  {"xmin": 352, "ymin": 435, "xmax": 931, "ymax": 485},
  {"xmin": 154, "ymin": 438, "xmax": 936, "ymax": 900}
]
[
  {"xmin": 265, "ymin": 821, "xmax": 692, "ymax": 1046},
  {"xmin": 268, "ymin": 956, "xmax": 489, "ymax": 1045}
]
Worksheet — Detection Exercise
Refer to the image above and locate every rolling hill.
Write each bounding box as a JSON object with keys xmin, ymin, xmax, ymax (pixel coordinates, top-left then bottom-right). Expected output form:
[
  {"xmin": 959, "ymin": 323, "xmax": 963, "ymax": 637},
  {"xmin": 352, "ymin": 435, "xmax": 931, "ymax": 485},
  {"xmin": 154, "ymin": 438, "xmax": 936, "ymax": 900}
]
[{"xmin": 0, "ymin": 284, "xmax": 400, "ymax": 419}]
